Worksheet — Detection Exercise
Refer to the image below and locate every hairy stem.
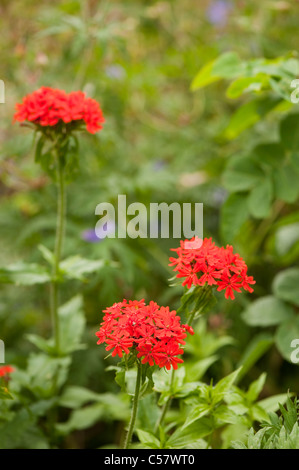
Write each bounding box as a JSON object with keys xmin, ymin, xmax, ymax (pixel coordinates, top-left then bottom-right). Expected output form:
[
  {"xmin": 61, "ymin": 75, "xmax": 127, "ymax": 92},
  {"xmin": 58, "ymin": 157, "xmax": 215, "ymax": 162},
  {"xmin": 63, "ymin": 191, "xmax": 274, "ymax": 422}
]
[
  {"xmin": 123, "ymin": 362, "xmax": 142, "ymax": 449},
  {"xmin": 50, "ymin": 156, "xmax": 66, "ymax": 354}
]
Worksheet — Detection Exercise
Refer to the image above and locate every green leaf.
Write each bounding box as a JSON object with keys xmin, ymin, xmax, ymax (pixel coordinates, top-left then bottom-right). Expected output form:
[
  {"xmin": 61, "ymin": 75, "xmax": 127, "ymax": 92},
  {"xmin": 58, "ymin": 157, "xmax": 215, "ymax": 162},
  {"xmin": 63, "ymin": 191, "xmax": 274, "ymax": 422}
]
[
  {"xmin": 0, "ymin": 409, "xmax": 49, "ymax": 449},
  {"xmin": 222, "ymin": 97, "xmax": 281, "ymax": 140},
  {"xmin": 136, "ymin": 429, "xmax": 160, "ymax": 449},
  {"xmin": 182, "ymin": 405, "xmax": 210, "ymax": 429},
  {"xmin": 214, "ymin": 367, "xmax": 241, "ymax": 397},
  {"xmin": 247, "ymin": 177, "xmax": 273, "ymax": 218},
  {"xmin": 273, "ymin": 268, "xmax": 299, "ymax": 306},
  {"xmin": 0, "ymin": 386, "xmax": 13, "ymax": 400},
  {"xmin": 237, "ymin": 333, "xmax": 273, "ymax": 381},
  {"xmin": 280, "ymin": 113, "xmax": 299, "ymax": 151},
  {"xmin": 258, "ymin": 393, "xmax": 289, "ymax": 414},
  {"xmin": 190, "ymin": 61, "xmax": 222, "ymax": 90},
  {"xmin": 242, "ymin": 296, "xmax": 294, "ymax": 327},
  {"xmin": 226, "ymin": 75, "xmax": 269, "ymax": 99},
  {"xmin": 59, "ymin": 386, "xmax": 106, "ymax": 408},
  {"xmin": 220, "ymin": 193, "xmax": 249, "ymax": 242},
  {"xmin": 167, "ymin": 420, "xmax": 212, "ymax": 447},
  {"xmin": 57, "ymin": 295, "xmax": 86, "ymax": 354},
  {"xmin": 38, "ymin": 244, "xmax": 55, "ymax": 265},
  {"xmin": 223, "ymin": 156, "xmax": 264, "ymax": 192},
  {"xmin": 191, "ymin": 52, "xmax": 243, "ymax": 91},
  {"xmin": 275, "ymin": 317, "xmax": 299, "ymax": 362},
  {"xmin": 0, "ymin": 263, "xmax": 51, "ymax": 285},
  {"xmin": 25, "ymin": 353, "xmax": 71, "ymax": 398},
  {"xmin": 56, "ymin": 394, "xmax": 129, "ymax": 434},
  {"xmin": 59, "ymin": 256, "xmax": 106, "ymax": 281},
  {"xmin": 273, "ymin": 163, "xmax": 299, "ymax": 203},
  {"xmin": 251, "ymin": 143, "xmax": 285, "ymax": 169},
  {"xmin": 275, "ymin": 223, "xmax": 299, "ymax": 257},
  {"xmin": 212, "ymin": 52, "xmax": 244, "ymax": 78},
  {"xmin": 247, "ymin": 373, "xmax": 267, "ymax": 402}
]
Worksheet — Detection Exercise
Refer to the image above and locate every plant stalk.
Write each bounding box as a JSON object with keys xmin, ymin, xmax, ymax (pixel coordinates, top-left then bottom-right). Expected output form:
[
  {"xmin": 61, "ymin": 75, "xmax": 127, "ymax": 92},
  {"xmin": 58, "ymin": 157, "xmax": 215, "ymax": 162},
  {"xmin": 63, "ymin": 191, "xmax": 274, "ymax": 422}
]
[
  {"xmin": 50, "ymin": 155, "xmax": 66, "ymax": 354},
  {"xmin": 123, "ymin": 362, "xmax": 142, "ymax": 449}
]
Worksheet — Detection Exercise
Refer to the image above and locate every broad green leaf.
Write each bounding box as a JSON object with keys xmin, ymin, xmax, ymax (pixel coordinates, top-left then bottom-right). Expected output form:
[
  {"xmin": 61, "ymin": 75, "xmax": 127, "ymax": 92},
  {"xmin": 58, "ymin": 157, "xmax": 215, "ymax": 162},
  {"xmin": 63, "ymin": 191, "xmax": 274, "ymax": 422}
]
[
  {"xmin": 273, "ymin": 163, "xmax": 299, "ymax": 203},
  {"xmin": 182, "ymin": 405, "xmax": 210, "ymax": 429},
  {"xmin": 275, "ymin": 223, "xmax": 299, "ymax": 257},
  {"xmin": 223, "ymin": 156, "xmax": 264, "ymax": 192},
  {"xmin": 251, "ymin": 142, "xmax": 285, "ymax": 169},
  {"xmin": 273, "ymin": 268, "xmax": 299, "ymax": 306},
  {"xmin": 280, "ymin": 113, "xmax": 299, "ymax": 151},
  {"xmin": 26, "ymin": 353, "xmax": 71, "ymax": 398},
  {"xmin": 57, "ymin": 295, "xmax": 86, "ymax": 354},
  {"xmin": 191, "ymin": 52, "xmax": 243, "ymax": 91},
  {"xmin": 226, "ymin": 75, "xmax": 268, "ymax": 99},
  {"xmin": 167, "ymin": 419, "xmax": 212, "ymax": 447},
  {"xmin": 212, "ymin": 52, "xmax": 244, "ymax": 78},
  {"xmin": 247, "ymin": 177, "xmax": 273, "ymax": 218},
  {"xmin": 275, "ymin": 317, "xmax": 299, "ymax": 362},
  {"xmin": 59, "ymin": 386, "xmax": 107, "ymax": 408},
  {"xmin": 0, "ymin": 263, "xmax": 51, "ymax": 285},
  {"xmin": 56, "ymin": 394, "xmax": 129, "ymax": 434},
  {"xmin": 136, "ymin": 429, "xmax": 160, "ymax": 449},
  {"xmin": 190, "ymin": 61, "xmax": 222, "ymax": 90},
  {"xmin": 242, "ymin": 296, "xmax": 294, "ymax": 327},
  {"xmin": 220, "ymin": 193, "xmax": 249, "ymax": 242},
  {"xmin": 59, "ymin": 256, "xmax": 106, "ymax": 281},
  {"xmin": 223, "ymin": 97, "xmax": 281, "ymax": 140}
]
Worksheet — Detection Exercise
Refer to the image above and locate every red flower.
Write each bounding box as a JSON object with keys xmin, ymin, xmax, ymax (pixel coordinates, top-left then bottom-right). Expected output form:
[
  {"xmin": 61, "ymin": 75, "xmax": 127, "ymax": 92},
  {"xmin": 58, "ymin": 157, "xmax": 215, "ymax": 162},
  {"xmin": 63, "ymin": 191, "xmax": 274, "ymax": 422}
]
[
  {"xmin": 0, "ymin": 365, "xmax": 15, "ymax": 378},
  {"xmin": 14, "ymin": 87, "xmax": 105, "ymax": 134},
  {"xmin": 170, "ymin": 236, "xmax": 255, "ymax": 300},
  {"xmin": 96, "ymin": 299, "xmax": 193, "ymax": 370}
]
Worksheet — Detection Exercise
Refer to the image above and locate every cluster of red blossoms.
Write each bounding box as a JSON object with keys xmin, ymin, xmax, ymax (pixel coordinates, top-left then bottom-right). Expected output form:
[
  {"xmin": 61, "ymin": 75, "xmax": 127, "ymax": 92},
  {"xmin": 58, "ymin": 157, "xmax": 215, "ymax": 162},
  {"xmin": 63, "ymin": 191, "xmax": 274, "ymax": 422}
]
[
  {"xmin": 169, "ymin": 237, "xmax": 255, "ymax": 300},
  {"xmin": 96, "ymin": 299, "xmax": 194, "ymax": 370},
  {"xmin": 0, "ymin": 365, "xmax": 15, "ymax": 378},
  {"xmin": 14, "ymin": 86, "xmax": 105, "ymax": 134}
]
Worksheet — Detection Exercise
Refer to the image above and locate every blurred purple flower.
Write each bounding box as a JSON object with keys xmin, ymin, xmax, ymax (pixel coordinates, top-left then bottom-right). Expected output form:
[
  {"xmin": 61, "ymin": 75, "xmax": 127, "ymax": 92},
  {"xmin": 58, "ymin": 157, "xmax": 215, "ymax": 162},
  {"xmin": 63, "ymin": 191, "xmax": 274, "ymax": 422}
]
[
  {"xmin": 153, "ymin": 160, "xmax": 167, "ymax": 172},
  {"xmin": 82, "ymin": 220, "xmax": 116, "ymax": 243},
  {"xmin": 81, "ymin": 229, "xmax": 100, "ymax": 243},
  {"xmin": 206, "ymin": 0, "xmax": 231, "ymax": 27},
  {"xmin": 105, "ymin": 64, "xmax": 126, "ymax": 81}
]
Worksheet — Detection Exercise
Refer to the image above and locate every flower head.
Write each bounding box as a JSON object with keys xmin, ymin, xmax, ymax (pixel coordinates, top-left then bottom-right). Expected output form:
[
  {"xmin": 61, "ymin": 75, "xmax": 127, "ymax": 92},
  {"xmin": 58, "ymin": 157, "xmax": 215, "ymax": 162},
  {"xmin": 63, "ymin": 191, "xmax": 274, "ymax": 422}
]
[
  {"xmin": 14, "ymin": 86, "xmax": 105, "ymax": 134},
  {"xmin": 0, "ymin": 365, "xmax": 15, "ymax": 378},
  {"xmin": 96, "ymin": 299, "xmax": 193, "ymax": 370},
  {"xmin": 170, "ymin": 236, "xmax": 255, "ymax": 300}
]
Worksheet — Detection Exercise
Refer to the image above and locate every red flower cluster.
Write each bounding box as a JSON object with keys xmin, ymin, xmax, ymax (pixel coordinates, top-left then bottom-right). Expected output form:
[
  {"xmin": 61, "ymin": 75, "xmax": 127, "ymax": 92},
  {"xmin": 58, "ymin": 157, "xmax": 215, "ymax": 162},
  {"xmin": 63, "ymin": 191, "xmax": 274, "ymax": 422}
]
[
  {"xmin": 96, "ymin": 299, "xmax": 194, "ymax": 370},
  {"xmin": 14, "ymin": 86, "xmax": 105, "ymax": 134},
  {"xmin": 0, "ymin": 365, "xmax": 15, "ymax": 378},
  {"xmin": 169, "ymin": 237, "xmax": 255, "ymax": 300}
]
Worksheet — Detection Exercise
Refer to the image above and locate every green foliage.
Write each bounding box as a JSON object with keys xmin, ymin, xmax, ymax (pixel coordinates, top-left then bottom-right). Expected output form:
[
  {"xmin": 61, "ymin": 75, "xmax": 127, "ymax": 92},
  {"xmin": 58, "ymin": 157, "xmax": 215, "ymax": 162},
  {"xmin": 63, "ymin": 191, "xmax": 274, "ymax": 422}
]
[
  {"xmin": 1, "ymin": 0, "xmax": 299, "ymax": 450},
  {"xmin": 232, "ymin": 397, "xmax": 299, "ymax": 449}
]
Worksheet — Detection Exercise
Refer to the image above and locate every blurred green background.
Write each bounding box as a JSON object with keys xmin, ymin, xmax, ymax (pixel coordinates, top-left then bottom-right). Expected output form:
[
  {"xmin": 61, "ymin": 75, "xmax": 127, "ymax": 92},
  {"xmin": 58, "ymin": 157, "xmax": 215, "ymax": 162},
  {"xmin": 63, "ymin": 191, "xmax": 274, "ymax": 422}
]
[{"xmin": 1, "ymin": 0, "xmax": 299, "ymax": 448}]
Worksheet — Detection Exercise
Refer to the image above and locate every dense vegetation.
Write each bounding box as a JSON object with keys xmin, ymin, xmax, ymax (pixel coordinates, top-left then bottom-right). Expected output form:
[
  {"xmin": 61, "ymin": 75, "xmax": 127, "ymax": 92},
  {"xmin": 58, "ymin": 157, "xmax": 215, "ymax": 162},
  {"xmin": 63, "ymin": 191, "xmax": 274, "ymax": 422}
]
[{"xmin": 1, "ymin": 0, "xmax": 299, "ymax": 449}]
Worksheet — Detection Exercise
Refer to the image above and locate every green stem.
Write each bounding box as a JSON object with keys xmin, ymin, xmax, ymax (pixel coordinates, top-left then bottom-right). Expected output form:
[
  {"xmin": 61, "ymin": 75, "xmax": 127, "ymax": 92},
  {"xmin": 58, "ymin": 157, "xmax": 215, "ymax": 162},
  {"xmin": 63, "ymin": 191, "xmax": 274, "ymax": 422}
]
[
  {"xmin": 154, "ymin": 305, "xmax": 198, "ymax": 434},
  {"xmin": 50, "ymin": 156, "xmax": 66, "ymax": 354},
  {"xmin": 123, "ymin": 362, "xmax": 142, "ymax": 449}
]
